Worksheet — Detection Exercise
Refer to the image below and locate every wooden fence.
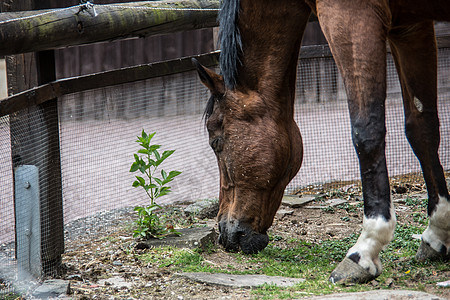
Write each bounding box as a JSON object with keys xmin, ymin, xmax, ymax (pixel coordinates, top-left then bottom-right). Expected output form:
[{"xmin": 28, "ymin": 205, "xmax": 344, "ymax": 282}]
[{"xmin": 0, "ymin": 0, "xmax": 449, "ymax": 282}]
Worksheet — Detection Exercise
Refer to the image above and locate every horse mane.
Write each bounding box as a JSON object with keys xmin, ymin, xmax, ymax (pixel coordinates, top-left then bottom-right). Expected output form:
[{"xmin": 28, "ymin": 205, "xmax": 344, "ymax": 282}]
[
  {"xmin": 218, "ymin": 0, "xmax": 242, "ymax": 89},
  {"xmin": 203, "ymin": 94, "xmax": 215, "ymax": 121},
  {"xmin": 203, "ymin": 0, "xmax": 242, "ymax": 122}
]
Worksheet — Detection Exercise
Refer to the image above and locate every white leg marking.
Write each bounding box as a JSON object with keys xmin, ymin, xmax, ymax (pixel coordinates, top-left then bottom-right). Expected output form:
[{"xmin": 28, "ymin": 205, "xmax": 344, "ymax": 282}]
[
  {"xmin": 422, "ymin": 195, "xmax": 450, "ymax": 254},
  {"xmin": 413, "ymin": 96, "xmax": 424, "ymax": 113},
  {"xmin": 346, "ymin": 203, "xmax": 396, "ymax": 276}
]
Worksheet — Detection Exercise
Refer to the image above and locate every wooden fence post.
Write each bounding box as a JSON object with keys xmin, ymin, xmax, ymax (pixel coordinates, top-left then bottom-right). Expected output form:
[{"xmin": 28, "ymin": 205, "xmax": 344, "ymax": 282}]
[{"xmin": 2, "ymin": 0, "xmax": 64, "ymax": 276}]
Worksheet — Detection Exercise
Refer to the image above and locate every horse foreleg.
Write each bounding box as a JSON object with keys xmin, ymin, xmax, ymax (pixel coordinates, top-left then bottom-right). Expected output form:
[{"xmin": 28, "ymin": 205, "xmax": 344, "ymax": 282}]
[
  {"xmin": 316, "ymin": 0, "xmax": 395, "ymax": 283},
  {"xmin": 389, "ymin": 21, "xmax": 450, "ymax": 261}
]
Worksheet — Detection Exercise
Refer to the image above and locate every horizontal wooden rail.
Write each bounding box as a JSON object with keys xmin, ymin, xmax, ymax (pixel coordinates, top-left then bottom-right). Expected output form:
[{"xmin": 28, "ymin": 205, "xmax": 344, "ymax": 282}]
[
  {"xmin": 0, "ymin": 51, "xmax": 219, "ymax": 117},
  {"xmin": 2, "ymin": 36, "xmax": 450, "ymax": 117},
  {"xmin": 0, "ymin": 0, "xmax": 219, "ymax": 56}
]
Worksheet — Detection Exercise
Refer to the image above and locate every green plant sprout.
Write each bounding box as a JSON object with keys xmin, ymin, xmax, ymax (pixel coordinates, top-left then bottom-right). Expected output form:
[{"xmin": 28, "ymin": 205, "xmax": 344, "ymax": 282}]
[{"xmin": 130, "ymin": 130, "xmax": 181, "ymax": 239}]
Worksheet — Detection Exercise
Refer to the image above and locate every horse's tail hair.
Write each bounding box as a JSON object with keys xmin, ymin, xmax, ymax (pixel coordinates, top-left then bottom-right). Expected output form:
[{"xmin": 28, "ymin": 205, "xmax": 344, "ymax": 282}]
[{"xmin": 218, "ymin": 0, "xmax": 242, "ymax": 89}]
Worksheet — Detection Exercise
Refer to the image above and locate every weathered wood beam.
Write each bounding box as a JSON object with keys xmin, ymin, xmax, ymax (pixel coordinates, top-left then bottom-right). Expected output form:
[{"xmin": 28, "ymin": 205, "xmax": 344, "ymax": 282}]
[
  {"xmin": 0, "ymin": 51, "xmax": 219, "ymax": 117},
  {"xmin": 0, "ymin": 0, "xmax": 219, "ymax": 56}
]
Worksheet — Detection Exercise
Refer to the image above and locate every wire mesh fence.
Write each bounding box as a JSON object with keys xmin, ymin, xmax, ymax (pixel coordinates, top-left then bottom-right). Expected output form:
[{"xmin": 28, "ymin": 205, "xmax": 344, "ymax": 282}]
[{"xmin": 1, "ymin": 46, "xmax": 449, "ymax": 294}]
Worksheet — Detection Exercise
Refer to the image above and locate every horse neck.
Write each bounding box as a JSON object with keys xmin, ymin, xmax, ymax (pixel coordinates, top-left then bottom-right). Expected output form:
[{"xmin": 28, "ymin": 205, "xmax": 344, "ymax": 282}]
[{"xmin": 235, "ymin": 0, "xmax": 311, "ymax": 113}]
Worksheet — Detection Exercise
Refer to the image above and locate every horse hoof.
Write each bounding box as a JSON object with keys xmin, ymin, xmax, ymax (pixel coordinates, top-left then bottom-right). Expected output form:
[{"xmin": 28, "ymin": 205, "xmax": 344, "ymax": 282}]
[
  {"xmin": 415, "ymin": 240, "xmax": 449, "ymax": 261},
  {"xmin": 329, "ymin": 257, "xmax": 376, "ymax": 284}
]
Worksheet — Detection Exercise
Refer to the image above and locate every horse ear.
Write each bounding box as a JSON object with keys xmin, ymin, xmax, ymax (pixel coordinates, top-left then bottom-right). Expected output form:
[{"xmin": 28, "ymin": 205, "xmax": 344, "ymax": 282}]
[{"xmin": 192, "ymin": 58, "xmax": 225, "ymax": 95}]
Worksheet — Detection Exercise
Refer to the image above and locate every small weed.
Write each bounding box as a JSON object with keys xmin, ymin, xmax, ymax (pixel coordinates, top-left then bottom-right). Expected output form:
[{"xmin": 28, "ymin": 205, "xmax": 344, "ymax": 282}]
[
  {"xmin": 321, "ymin": 206, "xmax": 335, "ymax": 213},
  {"xmin": 269, "ymin": 234, "xmax": 283, "ymax": 241},
  {"xmin": 404, "ymin": 196, "xmax": 427, "ymax": 209},
  {"xmin": 130, "ymin": 130, "xmax": 181, "ymax": 239},
  {"xmin": 0, "ymin": 292, "xmax": 23, "ymax": 300},
  {"xmin": 336, "ymin": 202, "xmax": 358, "ymax": 213}
]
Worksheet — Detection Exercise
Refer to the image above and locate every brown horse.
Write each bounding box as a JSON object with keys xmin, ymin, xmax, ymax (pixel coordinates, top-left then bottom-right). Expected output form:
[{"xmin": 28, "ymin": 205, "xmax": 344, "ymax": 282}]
[{"xmin": 194, "ymin": 0, "xmax": 450, "ymax": 283}]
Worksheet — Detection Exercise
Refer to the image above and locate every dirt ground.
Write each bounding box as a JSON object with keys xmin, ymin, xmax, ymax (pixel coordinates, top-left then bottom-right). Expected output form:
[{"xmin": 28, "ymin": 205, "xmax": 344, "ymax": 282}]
[{"xmin": 52, "ymin": 177, "xmax": 450, "ymax": 300}]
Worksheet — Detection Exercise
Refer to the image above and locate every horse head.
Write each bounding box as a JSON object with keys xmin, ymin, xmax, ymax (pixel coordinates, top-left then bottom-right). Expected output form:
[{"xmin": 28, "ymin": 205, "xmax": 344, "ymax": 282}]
[{"xmin": 193, "ymin": 59, "xmax": 303, "ymax": 254}]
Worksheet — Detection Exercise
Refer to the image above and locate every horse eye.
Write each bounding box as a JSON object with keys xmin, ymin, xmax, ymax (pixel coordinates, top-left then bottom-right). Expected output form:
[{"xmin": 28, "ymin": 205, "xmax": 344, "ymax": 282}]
[{"xmin": 210, "ymin": 137, "xmax": 224, "ymax": 153}]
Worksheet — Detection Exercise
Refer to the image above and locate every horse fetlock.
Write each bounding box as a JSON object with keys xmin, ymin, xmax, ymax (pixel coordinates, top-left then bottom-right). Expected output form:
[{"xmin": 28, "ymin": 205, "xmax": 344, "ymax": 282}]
[
  {"xmin": 417, "ymin": 196, "xmax": 450, "ymax": 260},
  {"xmin": 344, "ymin": 213, "xmax": 396, "ymax": 276}
]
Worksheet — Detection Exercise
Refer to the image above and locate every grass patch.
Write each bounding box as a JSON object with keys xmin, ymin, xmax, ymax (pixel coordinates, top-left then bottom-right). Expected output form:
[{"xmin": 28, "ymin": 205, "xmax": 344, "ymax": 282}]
[
  {"xmin": 136, "ymin": 219, "xmax": 449, "ymax": 299},
  {"xmin": 403, "ymin": 196, "xmax": 428, "ymax": 209}
]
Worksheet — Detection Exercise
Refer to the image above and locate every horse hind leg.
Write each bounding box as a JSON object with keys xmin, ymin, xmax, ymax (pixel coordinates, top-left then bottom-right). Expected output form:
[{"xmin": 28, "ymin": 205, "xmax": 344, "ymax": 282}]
[
  {"xmin": 389, "ymin": 21, "xmax": 450, "ymax": 261},
  {"xmin": 317, "ymin": 0, "xmax": 395, "ymax": 283}
]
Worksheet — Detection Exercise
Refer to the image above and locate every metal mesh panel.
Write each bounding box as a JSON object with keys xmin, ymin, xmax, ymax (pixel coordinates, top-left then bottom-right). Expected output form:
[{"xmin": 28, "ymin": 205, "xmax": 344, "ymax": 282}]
[
  {"xmin": 58, "ymin": 71, "xmax": 219, "ymax": 226},
  {"xmin": 1, "ymin": 105, "xmax": 65, "ymax": 296},
  {"xmin": 288, "ymin": 48, "xmax": 450, "ymax": 190},
  {"xmin": 1, "ymin": 48, "xmax": 450, "ymax": 295}
]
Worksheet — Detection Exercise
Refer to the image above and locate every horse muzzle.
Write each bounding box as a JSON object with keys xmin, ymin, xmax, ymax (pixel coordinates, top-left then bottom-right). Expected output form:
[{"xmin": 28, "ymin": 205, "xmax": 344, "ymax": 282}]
[{"xmin": 218, "ymin": 218, "xmax": 269, "ymax": 254}]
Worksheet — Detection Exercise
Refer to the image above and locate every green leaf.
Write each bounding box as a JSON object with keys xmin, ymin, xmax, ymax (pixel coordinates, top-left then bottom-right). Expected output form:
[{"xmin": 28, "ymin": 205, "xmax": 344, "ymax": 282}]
[
  {"xmin": 141, "ymin": 129, "xmax": 148, "ymax": 140},
  {"xmin": 148, "ymin": 159, "xmax": 156, "ymax": 167},
  {"xmin": 147, "ymin": 131, "xmax": 156, "ymax": 141},
  {"xmin": 161, "ymin": 169, "xmax": 167, "ymax": 180},
  {"xmin": 157, "ymin": 188, "xmax": 171, "ymax": 198},
  {"xmin": 130, "ymin": 162, "xmax": 139, "ymax": 172},
  {"xmin": 162, "ymin": 170, "xmax": 181, "ymax": 185},
  {"xmin": 146, "ymin": 205, "xmax": 159, "ymax": 214},
  {"xmin": 168, "ymin": 170, "xmax": 182, "ymax": 178},
  {"xmin": 153, "ymin": 150, "xmax": 161, "ymax": 161},
  {"xmin": 132, "ymin": 180, "xmax": 140, "ymax": 187},
  {"xmin": 161, "ymin": 150, "xmax": 175, "ymax": 161},
  {"xmin": 154, "ymin": 177, "xmax": 163, "ymax": 186},
  {"xmin": 138, "ymin": 149, "xmax": 150, "ymax": 155},
  {"xmin": 136, "ymin": 176, "xmax": 146, "ymax": 185},
  {"xmin": 149, "ymin": 145, "xmax": 161, "ymax": 152}
]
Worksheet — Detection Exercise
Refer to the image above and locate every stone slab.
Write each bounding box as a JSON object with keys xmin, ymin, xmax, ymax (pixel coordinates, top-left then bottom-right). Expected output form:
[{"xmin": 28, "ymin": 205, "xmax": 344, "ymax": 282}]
[
  {"xmin": 412, "ymin": 234, "xmax": 422, "ymax": 240},
  {"xmin": 302, "ymin": 290, "xmax": 445, "ymax": 300},
  {"xmin": 177, "ymin": 272, "xmax": 305, "ymax": 288},
  {"xmin": 184, "ymin": 199, "xmax": 219, "ymax": 219},
  {"xmin": 437, "ymin": 279, "xmax": 450, "ymax": 287},
  {"xmin": 98, "ymin": 276, "xmax": 134, "ymax": 289},
  {"xmin": 136, "ymin": 227, "xmax": 216, "ymax": 250},
  {"xmin": 276, "ymin": 209, "xmax": 294, "ymax": 218},
  {"xmin": 32, "ymin": 279, "xmax": 70, "ymax": 299},
  {"xmin": 305, "ymin": 198, "xmax": 348, "ymax": 209},
  {"xmin": 282, "ymin": 195, "xmax": 316, "ymax": 208}
]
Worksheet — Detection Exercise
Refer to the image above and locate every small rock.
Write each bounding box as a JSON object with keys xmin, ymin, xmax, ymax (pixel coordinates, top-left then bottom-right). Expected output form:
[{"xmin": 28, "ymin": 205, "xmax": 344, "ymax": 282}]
[
  {"xmin": 185, "ymin": 199, "xmax": 219, "ymax": 219},
  {"xmin": 327, "ymin": 199, "xmax": 347, "ymax": 207},
  {"xmin": 437, "ymin": 280, "xmax": 450, "ymax": 287},
  {"xmin": 113, "ymin": 260, "xmax": 123, "ymax": 266},
  {"xmin": 282, "ymin": 195, "xmax": 316, "ymax": 208},
  {"xmin": 67, "ymin": 274, "xmax": 83, "ymax": 281},
  {"xmin": 98, "ymin": 276, "xmax": 133, "ymax": 289},
  {"xmin": 137, "ymin": 227, "xmax": 216, "ymax": 250},
  {"xmin": 412, "ymin": 234, "xmax": 422, "ymax": 240},
  {"xmin": 369, "ymin": 280, "xmax": 379, "ymax": 287},
  {"xmin": 305, "ymin": 198, "xmax": 347, "ymax": 209},
  {"xmin": 385, "ymin": 278, "xmax": 394, "ymax": 287},
  {"xmin": 276, "ymin": 209, "xmax": 294, "ymax": 218},
  {"xmin": 32, "ymin": 279, "xmax": 70, "ymax": 298}
]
